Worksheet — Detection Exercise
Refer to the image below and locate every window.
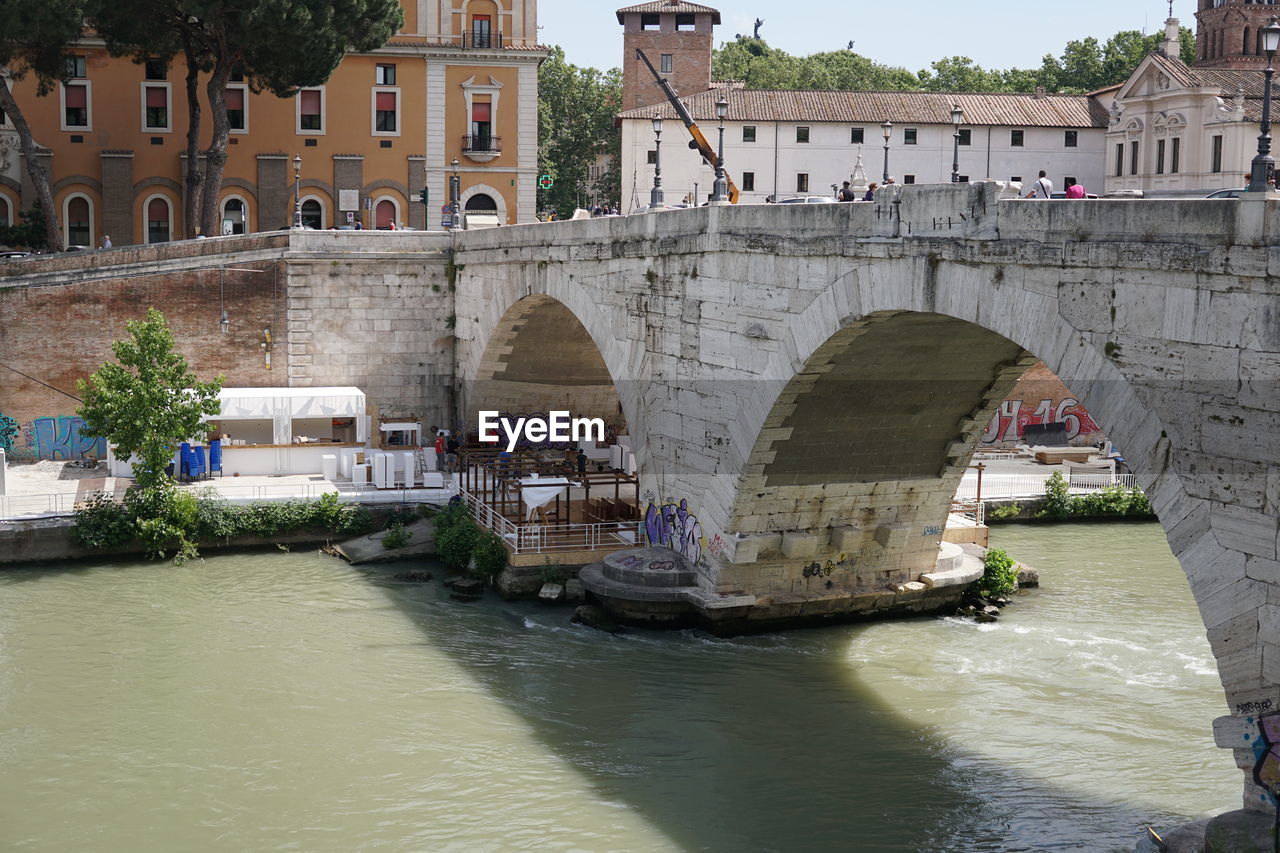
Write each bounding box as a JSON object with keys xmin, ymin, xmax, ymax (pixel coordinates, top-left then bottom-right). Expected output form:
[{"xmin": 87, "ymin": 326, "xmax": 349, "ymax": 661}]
[
  {"xmin": 641, "ymin": 13, "xmax": 659, "ymax": 29},
  {"xmin": 646, "ymin": 149, "xmax": 657, "ymax": 164},
  {"xmin": 958, "ymin": 128, "xmax": 971, "ymax": 146},
  {"xmin": 903, "ymin": 175, "xmax": 916, "ymax": 184},
  {"xmin": 1129, "ymin": 140, "xmax": 1139, "ymax": 175},
  {"xmin": 471, "ymin": 101, "xmax": 492, "ymax": 149},
  {"xmin": 660, "ymin": 54, "xmax": 673, "ymax": 74},
  {"xmin": 376, "ymin": 64, "xmax": 396, "ymax": 85},
  {"xmin": 851, "ymin": 127, "xmax": 864, "ymax": 144},
  {"xmin": 299, "ymin": 88, "xmax": 323, "ymax": 132},
  {"xmin": 65, "ymin": 56, "xmax": 86, "ymax": 78},
  {"xmin": 1115, "ymin": 142, "xmax": 1125, "ymax": 177},
  {"xmin": 229, "ymin": 68, "xmax": 244, "ymax": 83},
  {"xmin": 373, "ymin": 89, "xmax": 398, "ymax": 134},
  {"xmin": 742, "ymin": 125, "xmax": 756, "ymax": 143},
  {"xmin": 1010, "ymin": 176, "xmax": 1022, "ymax": 183},
  {"xmin": 676, "ymin": 13, "xmax": 696, "ymax": 30},
  {"xmin": 65, "ymin": 195, "xmax": 91, "ymax": 247},
  {"xmin": 1171, "ymin": 137, "xmax": 1181, "ymax": 174},
  {"xmin": 796, "ymin": 173, "xmax": 808, "ymax": 193},
  {"xmin": 1211, "ymin": 134, "xmax": 1223, "ymax": 173},
  {"xmin": 146, "ymin": 197, "xmax": 170, "ymax": 243},
  {"xmin": 144, "ymin": 85, "xmax": 168, "ymax": 129},
  {"xmin": 796, "ymin": 126, "xmax": 810, "ymax": 143},
  {"xmin": 1064, "ymin": 130, "xmax": 1078, "ymax": 148},
  {"xmin": 225, "ymin": 86, "xmax": 246, "ymax": 131},
  {"xmin": 1010, "ymin": 129, "xmax": 1024, "ymax": 147},
  {"xmin": 1156, "ymin": 139, "xmax": 1165, "ymax": 174},
  {"xmin": 741, "ymin": 171, "xmax": 755, "ymax": 191},
  {"xmin": 471, "ymin": 14, "xmax": 491, "ymax": 48},
  {"xmin": 0, "ymin": 195, "xmax": 11, "ymax": 227},
  {"xmin": 903, "ymin": 128, "xmax": 917, "ymax": 145},
  {"xmin": 301, "ymin": 199, "xmax": 323, "ymax": 229},
  {"xmin": 63, "ymin": 83, "xmax": 89, "ymax": 129},
  {"xmin": 144, "ymin": 59, "xmax": 166, "ymax": 80}
]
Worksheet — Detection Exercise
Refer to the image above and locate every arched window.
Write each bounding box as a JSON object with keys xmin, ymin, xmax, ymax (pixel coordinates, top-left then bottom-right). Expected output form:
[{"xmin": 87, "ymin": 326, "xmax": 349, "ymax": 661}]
[
  {"xmin": 1245, "ymin": 27, "xmax": 1252, "ymax": 55},
  {"xmin": 375, "ymin": 198, "xmax": 397, "ymax": 229},
  {"xmin": 222, "ymin": 197, "xmax": 248, "ymax": 235},
  {"xmin": 0, "ymin": 194, "xmax": 11, "ymax": 228},
  {"xmin": 147, "ymin": 197, "xmax": 171, "ymax": 243},
  {"xmin": 65, "ymin": 195, "xmax": 91, "ymax": 248},
  {"xmin": 301, "ymin": 198, "xmax": 323, "ymax": 229},
  {"xmin": 464, "ymin": 193, "xmax": 498, "ymax": 212}
]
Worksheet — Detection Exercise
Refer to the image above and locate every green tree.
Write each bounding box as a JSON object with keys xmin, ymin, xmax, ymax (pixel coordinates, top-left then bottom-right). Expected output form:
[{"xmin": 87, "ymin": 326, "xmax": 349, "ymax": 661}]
[
  {"xmin": 538, "ymin": 46, "xmax": 622, "ymax": 215},
  {"xmin": 76, "ymin": 309, "xmax": 224, "ymax": 490},
  {"xmin": 0, "ymin": 0, "xmax": 96, "ymax": 250},
  {"xmin": 918, "ymin": 56, "xmax": 1004, "ymax": 92}
]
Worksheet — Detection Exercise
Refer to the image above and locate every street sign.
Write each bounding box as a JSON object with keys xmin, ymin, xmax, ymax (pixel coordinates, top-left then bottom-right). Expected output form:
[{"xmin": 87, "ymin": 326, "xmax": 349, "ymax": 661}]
[{"xmin": 538, "ymin": 174, "xmax": 554, "ymax": 190}]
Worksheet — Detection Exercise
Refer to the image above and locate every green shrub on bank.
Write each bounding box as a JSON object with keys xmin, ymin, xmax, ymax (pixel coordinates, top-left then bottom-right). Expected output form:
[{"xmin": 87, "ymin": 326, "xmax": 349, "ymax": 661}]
[
  {"xmin": 1030, "ymin": 474, "xmax": 1155, "ymax": 521},
  {"xmin": 382, "ymin": 522, "xmax": 412, "ymax": 550},
  {"xmin": 988, "ymin": 503, "xmax": 1023, "ymax": 521},
  {"xmin": 71, "ymin": 488, "xmax": 375, "ymax": 564},
  {"xmin": 973, "ymin": 547, "xmax": 1018, "ymax": 598},
  {"xmin": 471, "ymin": 531, "xmax": 509, "ymax": 581},
  {"xmin": 431, "ymin": 501, "xmax": 479, "ymax": 570},
  {"xmin": 1038, "ymin": 471, "xmax": 1074, "ymax": 519}
]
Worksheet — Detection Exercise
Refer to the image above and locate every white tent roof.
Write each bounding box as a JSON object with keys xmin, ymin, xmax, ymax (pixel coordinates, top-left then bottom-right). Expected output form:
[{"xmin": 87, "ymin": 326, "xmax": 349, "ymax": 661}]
[{"xmin": 215, "ymin": 387, "xmax": 366, "ymax": 420}]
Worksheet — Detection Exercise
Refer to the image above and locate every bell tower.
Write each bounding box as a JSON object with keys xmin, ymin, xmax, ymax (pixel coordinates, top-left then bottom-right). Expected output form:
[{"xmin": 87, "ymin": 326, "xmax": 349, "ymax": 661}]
[
  {"xmin": 618, "ymin": 1, "xmax": 720, "ymax": 112},
  {"xmin": 1196, "ymin": 0, "xmax": 1277, "ymax": 69}
]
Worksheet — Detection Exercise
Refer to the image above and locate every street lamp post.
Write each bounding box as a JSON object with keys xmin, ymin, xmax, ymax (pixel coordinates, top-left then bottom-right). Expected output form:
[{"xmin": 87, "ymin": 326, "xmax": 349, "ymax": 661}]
[
  {"xmin": 450, "ymin": 157, "xmax": 461, "ymax": 229},
  {"xmin": 710, "ymin": 96, "xmax": 730, "ymax": 204},
  {"xmin": 650, "ymin": 114, "xmax": 665, "ymax": 209},
  {"xmin": 881, "ymin": 121, "xmax": 892, "ymax": 184},
  {"xmin": 1250, "ymin": 17, "xmax": 1280, "ymax": 192},
  {"xmin": 950, "ymin": 104, "xmax": 965, "ymax": 183},
  {"xmin": 292, "ymin": 155, "xmax": 302, "ymax": 228}
]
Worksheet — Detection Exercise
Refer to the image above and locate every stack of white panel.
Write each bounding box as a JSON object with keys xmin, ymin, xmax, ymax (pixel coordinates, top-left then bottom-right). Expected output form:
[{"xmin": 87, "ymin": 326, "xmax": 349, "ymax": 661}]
[
  {"xmin": 371, "ymin": 452, "xmax": 389, "ymax": 489},
  {"xmin": 352, "ymin": 463, "xmax": 369, "ymax": 486},
  {"xmin": 400, "ymin": 451, "xmax": 416, "ymax": 488}
]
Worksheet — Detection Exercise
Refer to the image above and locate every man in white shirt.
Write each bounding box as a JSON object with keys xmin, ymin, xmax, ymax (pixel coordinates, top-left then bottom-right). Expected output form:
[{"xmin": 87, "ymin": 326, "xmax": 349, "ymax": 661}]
[{"xmin": 1026, "ymin": 170, "xmax": 1053, "ymax": 199}]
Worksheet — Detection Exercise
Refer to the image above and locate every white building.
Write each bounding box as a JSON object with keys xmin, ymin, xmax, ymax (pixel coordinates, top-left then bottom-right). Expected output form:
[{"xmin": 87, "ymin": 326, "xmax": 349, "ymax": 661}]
[
  {"xmin": 1105, "ymin": 17, "xmax": 1265, "ymax": 195},
  {"xmin": 619, "ymin": 88, "xmax": 1109, "ymax": 209}
]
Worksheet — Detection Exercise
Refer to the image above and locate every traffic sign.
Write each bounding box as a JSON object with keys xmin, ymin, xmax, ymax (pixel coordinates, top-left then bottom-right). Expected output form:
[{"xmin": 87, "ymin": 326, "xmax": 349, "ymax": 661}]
[{"xmin": 538, "ymin": 174, "xmax": 554, "ymax": 190}]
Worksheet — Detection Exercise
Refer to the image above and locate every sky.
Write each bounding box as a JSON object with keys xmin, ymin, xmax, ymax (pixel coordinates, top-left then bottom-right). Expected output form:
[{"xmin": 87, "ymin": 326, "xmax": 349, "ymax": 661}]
[{"xmin": 537, "ymin": 0, "xmax": 1200, "ymax": 74}]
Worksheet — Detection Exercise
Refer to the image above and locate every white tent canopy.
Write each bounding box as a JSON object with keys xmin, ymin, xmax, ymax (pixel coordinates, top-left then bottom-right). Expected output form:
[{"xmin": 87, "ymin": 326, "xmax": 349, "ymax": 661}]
[{"xmin": 209, "ymin": 387, "xmax": 367, "ymax": 445}]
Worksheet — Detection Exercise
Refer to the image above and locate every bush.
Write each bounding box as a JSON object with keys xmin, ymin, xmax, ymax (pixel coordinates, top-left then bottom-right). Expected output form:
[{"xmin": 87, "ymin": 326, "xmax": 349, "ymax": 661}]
[
  {"xmin": 987, "ymin": 502, "xmax": 1022, "ymax": 521},
  {"xmin": 436, "ymin": 517, "xmax": 478, "ymax": 570},
  {"xmin": 973, "ymin": 547, "xmax": 1019, "ymax": 598},
  {"xmin": 541, "ymin": 559, "xmax": 566, "ymax": 585},
  {"xmin": 70, "ymin": 492, "xmax": 135, "ymax": 549},
  {"xmin": 471, "ymin": 531, "xmax": 509, "ymax": 581},
  {"xmin": 382, "ymin": 522, "xmax": 412, "ymax": 550},
  {"xmin": 1038, "ymin": 471, "xmax": 1073, "ymax": 519}
]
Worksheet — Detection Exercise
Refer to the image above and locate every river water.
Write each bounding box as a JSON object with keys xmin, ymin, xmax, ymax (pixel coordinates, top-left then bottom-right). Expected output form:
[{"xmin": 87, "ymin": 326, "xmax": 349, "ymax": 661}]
[{"xmin": 0, "ymin": 522, "xmax": 1237, "ymax": 852}]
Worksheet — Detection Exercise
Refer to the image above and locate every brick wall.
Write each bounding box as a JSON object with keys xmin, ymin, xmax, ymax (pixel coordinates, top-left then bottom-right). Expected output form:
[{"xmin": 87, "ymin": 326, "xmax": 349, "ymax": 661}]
[{"xmin": 623, "ymin": 30, "xmax": 714, "ymax": 112}]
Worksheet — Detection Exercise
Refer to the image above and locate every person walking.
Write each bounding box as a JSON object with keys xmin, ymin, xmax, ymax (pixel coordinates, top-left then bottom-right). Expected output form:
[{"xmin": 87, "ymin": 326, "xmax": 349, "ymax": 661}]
[
  {"xmin": 1026, "ymin": 170, "xmax": 1053, "ymax": 199},
  {"xmin": 837, "ymin": 181, "xmax": 857, "ymax": 202},
  {"xmin": 863, "ymin": 182, "xmax": 879, "ymax": 201},
  {"xmin": 1065, "ymin": 178, "xmax": 1085, "ymax": 199},
  {"xmin": 101, "ymin": 235, "xmax": 112, "ymax": 249}
]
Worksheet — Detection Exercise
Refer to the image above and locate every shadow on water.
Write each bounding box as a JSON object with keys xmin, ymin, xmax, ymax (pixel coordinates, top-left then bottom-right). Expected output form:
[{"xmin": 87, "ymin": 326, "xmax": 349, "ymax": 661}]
[{"xmin": 359, "ymin": 562, "xmax": 1164, "ymax": 853}]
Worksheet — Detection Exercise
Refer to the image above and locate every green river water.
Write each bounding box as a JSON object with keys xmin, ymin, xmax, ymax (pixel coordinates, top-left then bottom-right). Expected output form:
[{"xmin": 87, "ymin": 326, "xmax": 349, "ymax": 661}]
[{"xmin": 0, "ymin": 522, "xmax": 1237, "ymax": 852}]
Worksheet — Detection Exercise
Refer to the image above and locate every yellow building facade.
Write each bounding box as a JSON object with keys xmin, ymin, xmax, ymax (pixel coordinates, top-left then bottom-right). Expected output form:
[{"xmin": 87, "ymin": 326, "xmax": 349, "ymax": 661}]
[{"xmin": 0, "ymin": 0, "xmax": 544, "ymax": 246}]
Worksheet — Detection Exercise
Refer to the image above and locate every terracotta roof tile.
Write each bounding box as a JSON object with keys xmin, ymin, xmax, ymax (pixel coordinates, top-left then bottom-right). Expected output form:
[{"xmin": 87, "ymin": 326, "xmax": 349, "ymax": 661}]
[
  {"xmin": 616, "ymin": 1, "xmax": 721, "ymax": 24},
  {"xmin": 619, "ymin": 88, "xmax": 1109, "ymax": 128}
]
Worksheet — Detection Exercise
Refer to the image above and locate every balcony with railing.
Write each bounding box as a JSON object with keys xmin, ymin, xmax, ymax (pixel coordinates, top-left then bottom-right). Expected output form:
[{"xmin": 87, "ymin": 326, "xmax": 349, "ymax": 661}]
[
  {"xmin": 461, "ymin": 134, "xmax": 502, "ymax": 162},
  {"xmin": 461, "ymin": 31, "xmax": 503, "ymax": 49}
]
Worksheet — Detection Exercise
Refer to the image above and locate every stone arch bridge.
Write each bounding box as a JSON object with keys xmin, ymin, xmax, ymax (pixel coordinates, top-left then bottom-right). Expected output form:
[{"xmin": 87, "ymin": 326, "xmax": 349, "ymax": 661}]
[{"xmin": 1, "ymin": 182, "xmax": 1277, "ymax": 809}]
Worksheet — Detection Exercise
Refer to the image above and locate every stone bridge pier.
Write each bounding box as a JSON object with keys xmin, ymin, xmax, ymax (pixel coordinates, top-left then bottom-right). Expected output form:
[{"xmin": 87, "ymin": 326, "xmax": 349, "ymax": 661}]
[{"xmin": 454, "ymin": 183, "xmax": 1280, "ymax": 810}]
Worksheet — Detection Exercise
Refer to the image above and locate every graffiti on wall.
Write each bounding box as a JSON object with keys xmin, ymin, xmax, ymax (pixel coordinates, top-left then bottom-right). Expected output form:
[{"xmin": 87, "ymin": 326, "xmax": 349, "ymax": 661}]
[
  {"xmin": 0, "ymin": 413, "xmax": 105, "ymax": 460},
  {"xmin": 645, "ymin": 498, "xmax": 703, "ymax": 564},
  {"xmin": 981, "ymin": 398, "xmax": 1102, "ymax": 445}
]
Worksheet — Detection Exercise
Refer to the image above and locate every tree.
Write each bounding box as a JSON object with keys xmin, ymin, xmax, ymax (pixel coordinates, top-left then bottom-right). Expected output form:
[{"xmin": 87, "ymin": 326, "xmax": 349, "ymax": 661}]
[
  {"xmin": 538, "ymin": 46, "xmax": 622, "ymax": 214},
  {"xmin": 0, "ymin": 0, "xmax": 95, "ymax": 251},
  {"xmin": 92, "ymin": 1, "xmax": 214, "ymax": 238},
  {"xmin": 191, "ymin": 0, "xmax": 403, "ymax": 236},
  {"xmin": 76, "ymin": 309, "xmax": 224, "ymax": 490},
  {"xmin": 918, "ymin": 57, "xmax": 1004, "ymax": 92}
]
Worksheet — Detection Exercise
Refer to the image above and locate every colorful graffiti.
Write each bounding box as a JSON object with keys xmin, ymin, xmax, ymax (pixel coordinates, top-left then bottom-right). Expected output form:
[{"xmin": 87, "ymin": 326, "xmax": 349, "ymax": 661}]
[
  {"xmin": 645, "ymin": 498, "xmax": 703, "ymax": 564},
  {"xmin": 981, "ymin": 398, "xmax": 1102, "ymax": 445},
  {"xmin": 0, "ymin": 413, "xmax": 105, "ymax": 460}
]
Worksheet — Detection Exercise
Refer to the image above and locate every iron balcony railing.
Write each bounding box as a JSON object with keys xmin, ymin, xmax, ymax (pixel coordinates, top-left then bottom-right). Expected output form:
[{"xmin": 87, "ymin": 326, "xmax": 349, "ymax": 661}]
[
  {"xmin": 461, "ymin": 134, "xmax": 501, "ymax": 154},
  {"xmin": 461, "ymin": 31, "xmax": 503, "ymax": 49}
]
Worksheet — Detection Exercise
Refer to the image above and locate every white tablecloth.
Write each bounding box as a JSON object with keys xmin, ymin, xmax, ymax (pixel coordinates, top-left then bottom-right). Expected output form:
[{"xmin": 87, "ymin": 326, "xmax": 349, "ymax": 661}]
[{"xmin": 519, "ymin": 477, "xmax": 572, "ymax": 520}]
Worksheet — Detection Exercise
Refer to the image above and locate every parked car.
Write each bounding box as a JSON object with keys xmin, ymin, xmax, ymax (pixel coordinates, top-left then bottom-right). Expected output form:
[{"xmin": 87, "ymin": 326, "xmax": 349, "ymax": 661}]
[
  {"xmin": 0, "ymin": 248, "xmax": 31, "ymax": 259},
  {"xmin": 776, "ymin": 196, "xmax": 838, "ymax": 204},
  {"xmin": 1205, "ymin": 187, "xmax": 1247, "ymax": 198}
]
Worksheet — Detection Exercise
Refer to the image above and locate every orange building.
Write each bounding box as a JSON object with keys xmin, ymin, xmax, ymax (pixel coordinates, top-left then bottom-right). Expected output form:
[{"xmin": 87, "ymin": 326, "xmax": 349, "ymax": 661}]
[{"xmin": 0, "ymin": 0, "xmax": 545, "ymax": 246}]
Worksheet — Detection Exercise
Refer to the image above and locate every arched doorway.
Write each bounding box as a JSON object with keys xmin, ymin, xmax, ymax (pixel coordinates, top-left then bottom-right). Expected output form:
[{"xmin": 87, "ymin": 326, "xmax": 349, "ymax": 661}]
[
  {"xmin": 375, "ymin": 198, "xmax": 397, "ymax": 229},
  {"xmin": 301, "ymin": 198, "xmax": 323, "ymax": 230},
  {"xmin": 465, "ymin": 193, "xmax": 497, "ymax": 212},
  {"xmin": 64, "ymin": 195, "xmax": 92, "ymax": 248},
  {"xmin": 146, "ymin": 196, "xmax": 171, "ymax": 243},
  {"xmin": 222, "ymin": 198, "xmax": 248, "ymax": 235}
]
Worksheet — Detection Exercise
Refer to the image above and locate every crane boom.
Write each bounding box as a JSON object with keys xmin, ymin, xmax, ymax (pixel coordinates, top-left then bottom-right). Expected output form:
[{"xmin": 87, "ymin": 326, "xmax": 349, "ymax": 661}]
[{"xmin": 634, "ymin": 49, "xmax": 739, "ymax": 204}]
